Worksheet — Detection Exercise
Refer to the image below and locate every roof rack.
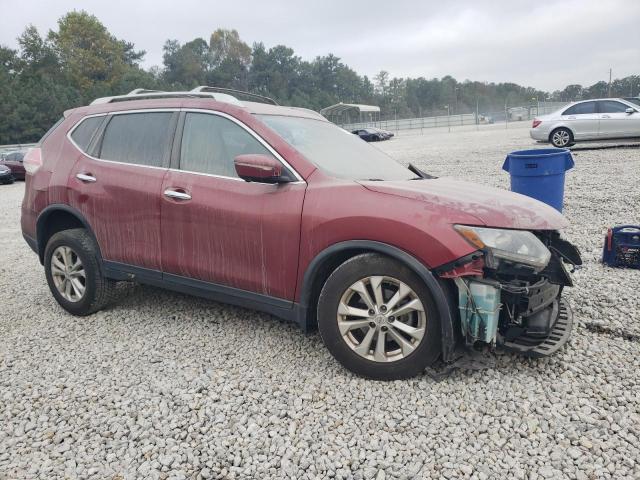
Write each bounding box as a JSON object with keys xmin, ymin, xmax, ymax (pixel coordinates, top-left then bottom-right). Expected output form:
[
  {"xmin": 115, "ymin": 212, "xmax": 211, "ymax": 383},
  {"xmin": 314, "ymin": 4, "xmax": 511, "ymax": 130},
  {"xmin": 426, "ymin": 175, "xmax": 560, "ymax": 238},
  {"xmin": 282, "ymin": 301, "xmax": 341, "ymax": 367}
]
[
  {"xmin": 90, "ymin": 89, "xmax": 244, "ymax": 107},
  {"xmin": 191, "ymin": 86, "xmax": 278, "ymax": 105}
]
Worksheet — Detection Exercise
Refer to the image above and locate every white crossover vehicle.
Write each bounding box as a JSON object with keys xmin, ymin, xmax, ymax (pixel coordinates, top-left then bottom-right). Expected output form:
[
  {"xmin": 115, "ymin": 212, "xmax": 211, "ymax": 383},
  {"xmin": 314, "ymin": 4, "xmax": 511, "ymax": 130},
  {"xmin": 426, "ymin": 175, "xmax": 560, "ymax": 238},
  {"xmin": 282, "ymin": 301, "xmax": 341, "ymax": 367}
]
[{"xmin": 530, "ymin": 98, "xmax": 640, "ymax": 147}]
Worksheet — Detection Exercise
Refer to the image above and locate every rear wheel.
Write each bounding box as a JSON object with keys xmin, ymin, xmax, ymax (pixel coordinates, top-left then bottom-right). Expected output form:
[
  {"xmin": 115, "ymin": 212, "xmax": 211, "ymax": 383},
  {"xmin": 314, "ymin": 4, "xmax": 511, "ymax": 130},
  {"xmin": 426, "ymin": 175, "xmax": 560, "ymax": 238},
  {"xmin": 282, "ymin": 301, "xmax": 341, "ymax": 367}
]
[
  {"xmin": 44, "ymin": 228, "xmax": 117, "ymax": 316},
  {"xmin": 550, "ymin": 128, "xmax": 573, "ymax": 148},
  {"xmin": 317, "ymin": 253, "xmax": 441, "ymax": 380}
]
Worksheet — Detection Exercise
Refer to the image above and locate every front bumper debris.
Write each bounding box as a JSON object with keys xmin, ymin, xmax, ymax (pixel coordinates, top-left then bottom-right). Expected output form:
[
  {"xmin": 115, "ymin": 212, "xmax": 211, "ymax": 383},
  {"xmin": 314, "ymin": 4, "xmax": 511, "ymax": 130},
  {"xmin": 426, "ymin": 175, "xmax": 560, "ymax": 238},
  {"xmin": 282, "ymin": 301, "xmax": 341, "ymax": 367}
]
[
  {"xmin": 437, "ymin": 230, "xmax": 581, "ymax": 358},
  {"xmin": 502, "ymin": 298, "xmax": 573, "ymax": 357}
]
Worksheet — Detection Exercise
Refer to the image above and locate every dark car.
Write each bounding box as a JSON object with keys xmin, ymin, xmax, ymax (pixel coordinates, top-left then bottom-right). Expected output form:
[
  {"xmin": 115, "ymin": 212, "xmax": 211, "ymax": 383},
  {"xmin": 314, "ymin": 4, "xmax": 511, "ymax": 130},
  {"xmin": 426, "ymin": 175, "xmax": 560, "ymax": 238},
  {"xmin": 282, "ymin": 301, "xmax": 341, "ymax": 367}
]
[
  {"xmin": 0, "ymin": 164, "xmax": 14, "ymax": 184},
  {"xmin": 0, "ymin": 151, "xmax": 26, "ymax": 180},
  {"xmin": 351, "ymin": 128, "xmax": 390, "ymax": 142},
  {"xmin": 22, "ymin": 87, "xmax": 580, "ymax": 380}
]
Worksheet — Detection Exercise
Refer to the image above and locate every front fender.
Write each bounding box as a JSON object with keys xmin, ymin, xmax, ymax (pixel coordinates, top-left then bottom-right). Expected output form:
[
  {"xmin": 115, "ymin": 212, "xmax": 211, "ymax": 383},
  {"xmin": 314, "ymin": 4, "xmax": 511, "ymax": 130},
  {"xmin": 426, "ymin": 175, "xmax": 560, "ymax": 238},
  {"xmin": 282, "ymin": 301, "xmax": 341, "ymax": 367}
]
[{"xmin": 297, "ymin": 240, "xmax": 458, "ymax": 362}]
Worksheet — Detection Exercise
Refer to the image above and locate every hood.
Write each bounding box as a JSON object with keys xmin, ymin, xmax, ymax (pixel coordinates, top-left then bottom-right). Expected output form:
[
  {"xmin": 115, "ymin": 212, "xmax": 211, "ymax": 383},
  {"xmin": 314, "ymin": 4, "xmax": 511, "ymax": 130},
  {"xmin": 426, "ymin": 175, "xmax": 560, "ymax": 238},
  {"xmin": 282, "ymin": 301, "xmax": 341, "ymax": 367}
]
[{"xmin": 359, "ymin": 177, "xmax": 568, "ymax": 230}]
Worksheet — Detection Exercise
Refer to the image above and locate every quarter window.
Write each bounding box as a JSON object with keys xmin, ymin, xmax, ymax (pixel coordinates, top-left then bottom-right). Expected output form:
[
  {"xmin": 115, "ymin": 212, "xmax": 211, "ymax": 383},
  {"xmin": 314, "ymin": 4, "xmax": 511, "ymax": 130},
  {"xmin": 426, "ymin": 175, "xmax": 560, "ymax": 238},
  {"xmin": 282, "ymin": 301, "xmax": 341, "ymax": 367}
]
[
  {"xmin": 71, "ymin": 116, "xmax": 105, "ymax": 152},
  {"xmin": 99, "ymin": 112, "xmax": 174, "ymax": 167},
  {"xmin": 563, "ymin": 102, "xmax": 596, "ymax": 115},
  {"xmin": 599, "ymin": 101, "xmax": 631, "ymax": 113},
  {"xmin": 180, "ymin": 113, "xmax": 274, "ymax": 178}
]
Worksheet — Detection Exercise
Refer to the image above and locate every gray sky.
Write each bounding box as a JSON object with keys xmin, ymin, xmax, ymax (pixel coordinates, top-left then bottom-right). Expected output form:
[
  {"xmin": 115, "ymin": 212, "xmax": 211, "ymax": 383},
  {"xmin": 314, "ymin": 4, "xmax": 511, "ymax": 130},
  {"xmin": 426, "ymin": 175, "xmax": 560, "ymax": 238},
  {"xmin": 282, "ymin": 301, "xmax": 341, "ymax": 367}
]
[{"xmin": 1, "ymin": 0, "xmax": 639, "ymax": 91}]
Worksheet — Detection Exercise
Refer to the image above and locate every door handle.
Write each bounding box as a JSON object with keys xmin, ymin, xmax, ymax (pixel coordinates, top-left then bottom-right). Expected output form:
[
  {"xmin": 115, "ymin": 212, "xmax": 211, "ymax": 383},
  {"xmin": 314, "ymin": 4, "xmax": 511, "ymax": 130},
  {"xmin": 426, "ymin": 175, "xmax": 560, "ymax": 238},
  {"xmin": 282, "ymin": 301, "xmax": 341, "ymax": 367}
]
[
  {"xmin": 164, "ymin": 188, "xmax": 192, "ymax": 201},
  {"xmin": 601, "ymin": 115, "xmax": 611, "ymax": 119},
  {"xmin": 76, "ymin": 173, "xmax": 97, "ymax": 183}
]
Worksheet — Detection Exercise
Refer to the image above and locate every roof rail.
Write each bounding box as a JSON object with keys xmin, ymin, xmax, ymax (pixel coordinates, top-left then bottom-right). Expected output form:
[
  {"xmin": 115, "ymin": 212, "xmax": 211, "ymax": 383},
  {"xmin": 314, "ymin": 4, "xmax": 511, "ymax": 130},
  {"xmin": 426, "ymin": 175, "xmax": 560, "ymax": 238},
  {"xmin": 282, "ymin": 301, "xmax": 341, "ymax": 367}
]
[
  {"xmin": 127, "ymin": 88, "xmax": 164, "ymax": 95},
  {"xmin": 191, "ymin": 86, "xmax": 278, "ymax": 105},
  {"xmin": 90, "ymin": 90, "xmax": 244, "ymax": 107}
]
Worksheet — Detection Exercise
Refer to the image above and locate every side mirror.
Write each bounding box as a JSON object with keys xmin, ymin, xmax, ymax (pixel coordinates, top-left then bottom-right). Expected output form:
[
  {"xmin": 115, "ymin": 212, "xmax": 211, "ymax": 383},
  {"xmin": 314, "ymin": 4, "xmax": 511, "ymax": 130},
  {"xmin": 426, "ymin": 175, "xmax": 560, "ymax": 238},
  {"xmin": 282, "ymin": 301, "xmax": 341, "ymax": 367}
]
[
  {"xmin": 625, "ymin": 107, "xmax": 635, "ymax": 114},
  {"xmin": 234, "ymin": 154, "xmax": 288, "ymax": 184}
]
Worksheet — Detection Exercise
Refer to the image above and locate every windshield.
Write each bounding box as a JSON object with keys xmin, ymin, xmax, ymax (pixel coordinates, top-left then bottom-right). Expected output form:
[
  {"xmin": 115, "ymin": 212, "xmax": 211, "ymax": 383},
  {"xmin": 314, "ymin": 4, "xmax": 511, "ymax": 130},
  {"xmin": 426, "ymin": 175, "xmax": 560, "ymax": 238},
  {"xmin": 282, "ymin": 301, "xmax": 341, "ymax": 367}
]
[{"xmin": 257, "ymin": 115, "xmax": 413, "ymax": 181}]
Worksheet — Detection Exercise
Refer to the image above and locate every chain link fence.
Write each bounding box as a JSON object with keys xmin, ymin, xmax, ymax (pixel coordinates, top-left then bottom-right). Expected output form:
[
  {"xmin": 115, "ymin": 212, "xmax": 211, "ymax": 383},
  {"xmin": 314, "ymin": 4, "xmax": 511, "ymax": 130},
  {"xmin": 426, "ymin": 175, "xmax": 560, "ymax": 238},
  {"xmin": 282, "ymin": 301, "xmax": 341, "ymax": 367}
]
[
  {"xmin": 0, "ymin": 143, "xmax": 36, "ymax": 155},
  {"xmin": 340, "ymin": 102, "xmax": 569, "ymax": 133}
]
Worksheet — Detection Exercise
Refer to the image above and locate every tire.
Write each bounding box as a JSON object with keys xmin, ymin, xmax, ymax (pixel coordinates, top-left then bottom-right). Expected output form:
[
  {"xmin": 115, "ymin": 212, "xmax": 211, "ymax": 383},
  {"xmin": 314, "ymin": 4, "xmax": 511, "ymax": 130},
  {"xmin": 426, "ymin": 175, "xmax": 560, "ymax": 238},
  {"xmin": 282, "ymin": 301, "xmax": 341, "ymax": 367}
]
[
  {"xmin": 550, "ymin": 127, "xmax": 573, "ymax": 148},
  {"xmin": 44, "ymin": 228, "xmax": 117, "ymax": 316},
  {"xmin": 317, "ymin": 253, "xmax": 441, "ymax": 380}
]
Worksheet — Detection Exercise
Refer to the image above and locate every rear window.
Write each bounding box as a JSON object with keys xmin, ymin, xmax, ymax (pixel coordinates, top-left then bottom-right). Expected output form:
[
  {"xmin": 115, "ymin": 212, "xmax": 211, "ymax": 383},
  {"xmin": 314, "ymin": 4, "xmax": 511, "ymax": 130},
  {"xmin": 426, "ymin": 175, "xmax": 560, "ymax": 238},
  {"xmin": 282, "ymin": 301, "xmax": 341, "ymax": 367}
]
[
  {"xmin": 99, "ymin": 112, "xmax": 174, "ymax": 167},
  {"xmin": 563, "ymin": 102, "xmax": 596, "ymax": 115},
  {"xmin": 37, "ymin": 117, "xmax": 64, "ymax": 145},
  {"xmin": 70, "ymin": 116, "xmax": 105, "ymax": 153}
]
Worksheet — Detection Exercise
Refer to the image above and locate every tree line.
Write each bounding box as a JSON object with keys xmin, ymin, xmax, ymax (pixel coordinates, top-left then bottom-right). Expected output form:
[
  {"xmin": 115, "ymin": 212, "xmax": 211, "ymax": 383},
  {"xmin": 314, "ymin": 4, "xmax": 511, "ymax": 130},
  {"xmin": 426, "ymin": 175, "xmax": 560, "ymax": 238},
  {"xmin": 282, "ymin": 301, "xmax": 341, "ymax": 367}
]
[{"xmin": 1, "ymin": 11, "xmax": 638, "ymax": 144}]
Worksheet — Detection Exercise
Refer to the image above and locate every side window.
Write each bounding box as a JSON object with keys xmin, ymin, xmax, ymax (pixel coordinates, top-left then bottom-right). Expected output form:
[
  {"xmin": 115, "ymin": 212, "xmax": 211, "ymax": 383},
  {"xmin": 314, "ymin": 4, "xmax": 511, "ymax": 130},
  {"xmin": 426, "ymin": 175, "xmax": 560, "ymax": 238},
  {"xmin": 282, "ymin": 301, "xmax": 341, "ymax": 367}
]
[
  {"xmin": 70, "ymin": 116, "xmax": 105, "ymax": 152},
  {"xmin": 180, "ymin": 113, "xmax": 274, "ymax": 178},
  {"xmin": 563, "ymin": 102, "xmax": 596, "ymax": 115},
  {"xmin": 599, "ymin": 101, "xmax": 630, "ymax": 113},
  {"xmin": 99, "ymin": 112, "xmax": 173, "ymax": 167}
]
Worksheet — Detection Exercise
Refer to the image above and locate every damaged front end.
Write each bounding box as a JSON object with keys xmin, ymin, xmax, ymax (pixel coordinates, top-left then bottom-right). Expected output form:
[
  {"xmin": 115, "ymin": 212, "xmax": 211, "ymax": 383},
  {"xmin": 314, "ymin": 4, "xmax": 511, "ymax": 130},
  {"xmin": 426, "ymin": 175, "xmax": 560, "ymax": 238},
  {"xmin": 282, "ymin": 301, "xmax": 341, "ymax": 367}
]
[{"xmin": 437, "ymin": 227, "xmax": 582, "ymax": 357}]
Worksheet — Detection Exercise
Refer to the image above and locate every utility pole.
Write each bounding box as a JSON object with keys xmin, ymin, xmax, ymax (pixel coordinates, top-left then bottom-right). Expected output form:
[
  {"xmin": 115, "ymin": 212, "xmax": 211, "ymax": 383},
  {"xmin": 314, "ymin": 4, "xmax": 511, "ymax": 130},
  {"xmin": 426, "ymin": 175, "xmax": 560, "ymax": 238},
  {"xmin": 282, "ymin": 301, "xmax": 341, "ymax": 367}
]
[
  {"xmin": 608, "ymin": 68, "xmax": 612, "ymax": 98},
  {"xmin": 475, "ymin": 97, "xmax": 479, "ymax": 131},
  {"xmin": 445, "ymin": 105, "xmax": 450, "ymax": 133},
  {"xmin": 454, "ymin": 87, "xmax": 459, "ymax": 115},
  {"xmin": 505, "ymin": 97, "xmax": 508, "ymax": 129}
]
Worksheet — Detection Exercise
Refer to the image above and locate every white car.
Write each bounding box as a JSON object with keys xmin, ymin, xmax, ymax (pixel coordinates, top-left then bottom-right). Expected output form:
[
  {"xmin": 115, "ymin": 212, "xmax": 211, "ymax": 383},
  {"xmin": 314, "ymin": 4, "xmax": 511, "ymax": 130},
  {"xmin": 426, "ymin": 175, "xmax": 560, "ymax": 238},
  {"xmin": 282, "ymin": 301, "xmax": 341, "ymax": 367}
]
[{"xmin": 530, "ymin": 98, "xmax": 640, "ymax": 147}]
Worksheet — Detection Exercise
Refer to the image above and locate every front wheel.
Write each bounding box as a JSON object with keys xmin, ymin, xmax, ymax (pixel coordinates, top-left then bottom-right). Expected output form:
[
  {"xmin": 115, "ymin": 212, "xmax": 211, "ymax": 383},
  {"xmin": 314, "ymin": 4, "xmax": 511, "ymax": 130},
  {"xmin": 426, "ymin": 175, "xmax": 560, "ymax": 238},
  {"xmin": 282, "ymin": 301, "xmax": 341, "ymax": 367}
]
[
  {"xmin": 317, "ymin": 253, "xmax": 441, "ymax": 380},
  {"xmin": 550, "ymin": 128, "xmax": 573, "ymax": 148}
]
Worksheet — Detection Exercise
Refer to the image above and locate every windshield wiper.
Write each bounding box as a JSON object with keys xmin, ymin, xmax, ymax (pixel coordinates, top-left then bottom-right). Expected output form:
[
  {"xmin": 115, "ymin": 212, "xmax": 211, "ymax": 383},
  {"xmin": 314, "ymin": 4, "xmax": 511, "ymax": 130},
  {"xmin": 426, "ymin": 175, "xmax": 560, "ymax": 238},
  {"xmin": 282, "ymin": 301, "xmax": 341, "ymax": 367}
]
[{"xmin": 408, "ymin": 163, "xmax": 438, "ymax": 179}]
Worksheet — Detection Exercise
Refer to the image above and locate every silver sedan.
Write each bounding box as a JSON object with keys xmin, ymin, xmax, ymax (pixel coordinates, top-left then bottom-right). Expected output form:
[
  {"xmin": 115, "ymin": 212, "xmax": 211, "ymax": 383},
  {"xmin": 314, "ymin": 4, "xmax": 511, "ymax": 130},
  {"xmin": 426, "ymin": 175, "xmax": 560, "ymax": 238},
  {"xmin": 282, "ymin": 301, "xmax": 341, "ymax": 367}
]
[{"xmin": 530, "ymin": 98, "xmax": 640, "ymax": 147}]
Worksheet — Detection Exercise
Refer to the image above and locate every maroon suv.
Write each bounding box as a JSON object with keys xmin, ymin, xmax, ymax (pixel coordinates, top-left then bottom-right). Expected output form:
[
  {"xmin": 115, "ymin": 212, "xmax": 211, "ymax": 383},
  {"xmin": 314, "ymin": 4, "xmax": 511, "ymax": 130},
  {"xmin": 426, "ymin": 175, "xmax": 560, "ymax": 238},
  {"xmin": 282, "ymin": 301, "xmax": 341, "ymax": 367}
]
[{"xmin": 21, "ymin": 87, "xmax": 581, "ymax": 380}]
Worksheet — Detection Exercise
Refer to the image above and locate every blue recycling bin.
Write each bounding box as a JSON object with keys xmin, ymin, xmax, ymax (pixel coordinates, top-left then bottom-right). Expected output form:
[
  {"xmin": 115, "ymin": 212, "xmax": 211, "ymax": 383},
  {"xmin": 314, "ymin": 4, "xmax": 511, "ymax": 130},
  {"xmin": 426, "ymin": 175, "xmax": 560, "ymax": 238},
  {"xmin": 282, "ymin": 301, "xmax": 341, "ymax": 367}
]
[{"xmin": 502, "ymin": 148, "xmax": 574, "ymax": 212}]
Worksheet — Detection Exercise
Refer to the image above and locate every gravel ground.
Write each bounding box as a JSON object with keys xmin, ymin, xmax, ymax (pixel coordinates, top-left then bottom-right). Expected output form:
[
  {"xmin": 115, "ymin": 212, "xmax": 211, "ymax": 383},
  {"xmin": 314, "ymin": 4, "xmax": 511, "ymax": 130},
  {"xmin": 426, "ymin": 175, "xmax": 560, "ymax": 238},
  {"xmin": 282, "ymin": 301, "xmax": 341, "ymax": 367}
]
[{"xmin": 1, "ymin": 123, "xmax": 639, "ymax": 479}]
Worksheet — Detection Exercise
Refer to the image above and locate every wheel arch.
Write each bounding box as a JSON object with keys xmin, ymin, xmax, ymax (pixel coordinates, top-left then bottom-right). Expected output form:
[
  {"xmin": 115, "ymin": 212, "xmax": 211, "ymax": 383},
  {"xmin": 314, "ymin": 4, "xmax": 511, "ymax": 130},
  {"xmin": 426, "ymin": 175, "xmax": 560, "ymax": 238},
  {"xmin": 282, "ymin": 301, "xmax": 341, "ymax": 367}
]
[
  {"xmin": 36, "ymin": 204, "xmax": 101, "ymax": 265},
  {"xmin": 297, "ymin": 240, "xmax": 458, "ymax": 362}
]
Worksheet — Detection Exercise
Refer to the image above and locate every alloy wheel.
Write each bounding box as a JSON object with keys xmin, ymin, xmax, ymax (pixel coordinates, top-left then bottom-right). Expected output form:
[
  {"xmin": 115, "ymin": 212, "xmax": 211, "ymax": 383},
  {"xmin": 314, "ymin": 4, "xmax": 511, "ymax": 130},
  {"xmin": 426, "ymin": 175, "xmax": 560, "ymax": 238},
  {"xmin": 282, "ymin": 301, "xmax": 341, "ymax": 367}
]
[
  {"xmin": 51, "ymin": 246, "xmax": 86, "ymax": 302},
  {"xmin": 552, "ymin": 129, "xmax": 570, "ymax": 147},
  {"xmin": 337, "ymin": 276, "xmax": 426, "ymax": 362}
]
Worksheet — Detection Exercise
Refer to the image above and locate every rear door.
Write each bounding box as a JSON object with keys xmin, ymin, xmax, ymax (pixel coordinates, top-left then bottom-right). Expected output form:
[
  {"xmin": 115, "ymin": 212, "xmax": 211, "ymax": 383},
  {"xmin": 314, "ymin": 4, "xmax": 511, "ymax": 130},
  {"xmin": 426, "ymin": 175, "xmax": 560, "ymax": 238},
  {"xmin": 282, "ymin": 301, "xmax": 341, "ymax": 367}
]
[
  {"xmin": 160, "ymin": 110, "xmax": 306, "ymax": 300},
  {"xmin": 67, "ymin": 110, "xmax": 178, "ymax": 272},
  {"xmin": 598, "ymin": 100, "xmax": 640, "ymax": 138},
  {"xmin": 560, "ymin": 101, "xmax": 599, "ymax": 139}
]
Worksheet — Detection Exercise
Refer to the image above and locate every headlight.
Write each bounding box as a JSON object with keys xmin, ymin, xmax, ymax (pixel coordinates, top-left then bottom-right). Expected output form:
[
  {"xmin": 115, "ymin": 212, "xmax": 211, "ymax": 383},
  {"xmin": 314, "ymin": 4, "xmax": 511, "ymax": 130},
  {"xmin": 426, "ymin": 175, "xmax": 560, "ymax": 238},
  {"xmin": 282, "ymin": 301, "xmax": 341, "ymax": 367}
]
[{"xmin": 454, "ymin": 225, "xmax": 551, "ymax": 270}]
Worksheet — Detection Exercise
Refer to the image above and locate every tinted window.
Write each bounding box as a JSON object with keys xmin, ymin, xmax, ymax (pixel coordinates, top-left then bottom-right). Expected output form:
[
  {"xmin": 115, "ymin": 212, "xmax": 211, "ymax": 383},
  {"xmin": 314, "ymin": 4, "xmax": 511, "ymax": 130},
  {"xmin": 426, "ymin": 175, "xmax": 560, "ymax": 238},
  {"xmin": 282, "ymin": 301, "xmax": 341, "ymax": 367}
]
[
  {"xmin": 563, "ymin": 102, "xmax": 596, "ymax": 115},
  {"xmin": 5, "ymin": 152, "xmax": 25, "ymax": 162},
  {"xmin": 38, "ymin": 117, "xmax": 64, "ymax": 145},
  {"xmin": 100, "ymin": 112, "xmax": 173, "ymax": 167},
  {"xmin": 599, "ymin": 101, "xmax": 631, "ymax": 113},
  {"xmin": 71, "ymin": 116, "xmax": 104, "ymax": 152},
  {"xmin": 180, "ymin": 113, "xmax": 273, "ymax": 177}
]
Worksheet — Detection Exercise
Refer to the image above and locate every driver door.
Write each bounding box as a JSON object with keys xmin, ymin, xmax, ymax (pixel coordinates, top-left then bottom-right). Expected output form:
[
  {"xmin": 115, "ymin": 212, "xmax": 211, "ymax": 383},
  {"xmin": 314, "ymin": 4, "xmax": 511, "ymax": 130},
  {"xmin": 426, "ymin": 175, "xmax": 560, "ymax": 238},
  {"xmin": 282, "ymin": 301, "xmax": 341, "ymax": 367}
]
[{"xmin": 598, "ymin": 100, "xmax": 640, "ymax": 138}]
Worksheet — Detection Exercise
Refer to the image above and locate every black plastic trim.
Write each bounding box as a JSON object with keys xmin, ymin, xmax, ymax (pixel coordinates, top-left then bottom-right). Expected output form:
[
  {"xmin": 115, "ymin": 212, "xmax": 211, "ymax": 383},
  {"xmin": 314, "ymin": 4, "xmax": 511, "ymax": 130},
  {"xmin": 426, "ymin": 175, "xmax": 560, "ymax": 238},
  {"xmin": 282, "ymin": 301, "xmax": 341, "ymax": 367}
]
[
  {"xmin": 433, "ymin": 251, "xmax": 483, "ymax": 274},
  {"xmin": 35, "ymin": 204, "xmax": 101, "ymax": 264},
  {"xmin": 23, "ymin": 233, "xmax": 37, "ymax": 254},
  {"xmin": 297, "ymin": 240, "xmax": 458, "ymax": 362},
  {"xmin": 103, "ymin": 260, "xmax": 298, "ymax": 324}
]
